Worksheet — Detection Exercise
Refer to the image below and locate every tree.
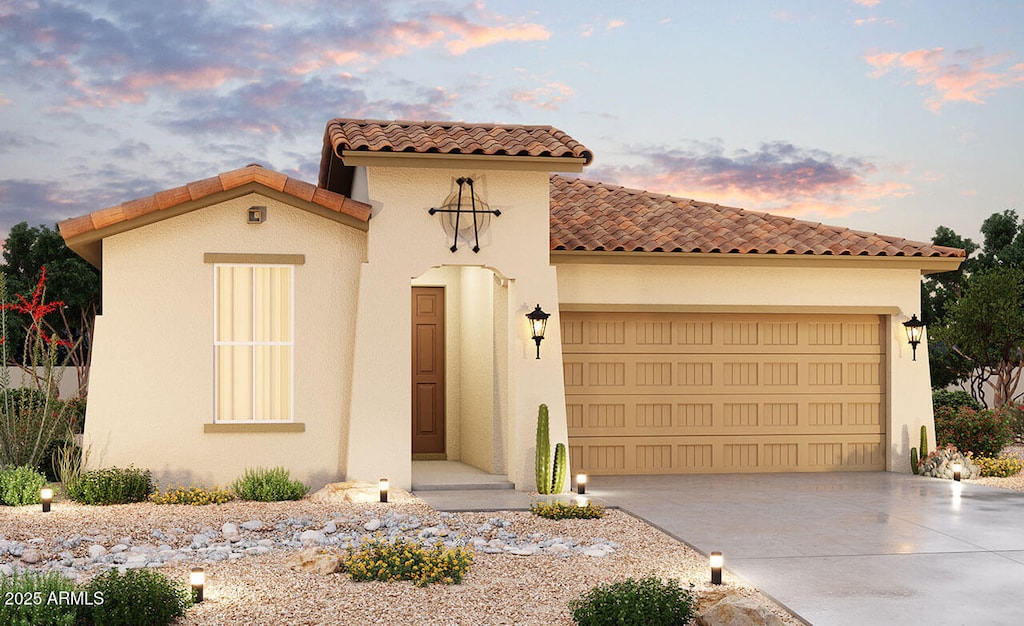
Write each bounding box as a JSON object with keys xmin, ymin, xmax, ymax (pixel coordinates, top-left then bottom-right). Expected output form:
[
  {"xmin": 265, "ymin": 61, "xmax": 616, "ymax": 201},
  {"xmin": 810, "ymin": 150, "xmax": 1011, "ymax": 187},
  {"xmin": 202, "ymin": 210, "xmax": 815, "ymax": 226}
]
[
  {"xmin": 931, "ymin": 267, "xmax": 1024, "ymax": 407},
  {"xmin": 0, "ymin": 222, "xmax": 101, "ymax": 396}
]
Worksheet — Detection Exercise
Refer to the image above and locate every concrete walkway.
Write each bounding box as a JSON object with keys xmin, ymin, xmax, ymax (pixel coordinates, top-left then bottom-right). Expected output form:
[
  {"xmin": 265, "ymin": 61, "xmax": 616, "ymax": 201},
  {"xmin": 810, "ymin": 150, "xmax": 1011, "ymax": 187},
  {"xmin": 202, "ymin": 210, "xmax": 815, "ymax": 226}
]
[
  {"xmin": 417, "ymin": 471, "xmax": 1024, "ymax": 625},
  {"xmin": 586, "ymin": 473, "xmax": 1024, "ymax": 626}
]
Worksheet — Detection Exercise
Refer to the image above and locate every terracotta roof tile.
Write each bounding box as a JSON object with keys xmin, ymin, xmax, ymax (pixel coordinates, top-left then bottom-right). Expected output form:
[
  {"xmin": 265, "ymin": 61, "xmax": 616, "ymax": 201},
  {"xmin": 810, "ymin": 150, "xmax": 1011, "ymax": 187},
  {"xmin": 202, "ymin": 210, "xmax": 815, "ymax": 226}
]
[
  {"xmin": 323, "ymin": 118, "xmax": 593, "ymax": 164},
  {"xmin": 549, "ymin": 175, "xmax": 965, "ymax": 258},
  {"xmin": 59, "ymin": 165, "xmax": 371, "ymax": 243}
]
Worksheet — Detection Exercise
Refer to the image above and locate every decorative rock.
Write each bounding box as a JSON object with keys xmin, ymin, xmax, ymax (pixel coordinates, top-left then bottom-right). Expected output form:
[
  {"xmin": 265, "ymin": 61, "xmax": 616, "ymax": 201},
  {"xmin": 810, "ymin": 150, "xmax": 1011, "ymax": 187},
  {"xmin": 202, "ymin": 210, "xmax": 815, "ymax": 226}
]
[
  {"xmin": 285, "ymin": 548, "xmax": 341, "ymax": 575},
  {"xmin": 918, "ymin": 444, "xmax": 981, "ymax": 479},
  {"xmin": 20, "ymin": 548, "xmax": 41, "ymax": 564},
  {"xmin": 299, "ymin": 530, "xmax": 326, "ymax": 545},
  {"xmin": 363, "ymin": 519, "xmax": 382, "ymax": 532},
  {"xmin": 109, "ymin": 544, "xmax": 128, "ymax": 554},
  {"xmin": 87, "ymin": 545, "xmax": 107, "ymax": 559},
  {"xmin": 241, "ymin": 520, "xmax": 265, "ymax": 531},
  {"xmin": 222, "ymin": 522, "xmax": 241, "ymax": 542},
  {"xmin": 697, "ymin": 595, "xmax": 787, "ymax": 626},
  {"xmin": 322, "ymin": 521, "xmax": 337, "ymax": 534}
]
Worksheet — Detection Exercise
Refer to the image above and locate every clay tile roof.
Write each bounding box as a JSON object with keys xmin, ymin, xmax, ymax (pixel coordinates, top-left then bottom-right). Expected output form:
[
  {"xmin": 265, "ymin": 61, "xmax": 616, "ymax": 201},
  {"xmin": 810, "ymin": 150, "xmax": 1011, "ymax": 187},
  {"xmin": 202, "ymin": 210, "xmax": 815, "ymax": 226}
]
[
  {"xmin": 323, "ymin": 118, "xmax": 594, "ymax": 164},
  {"xmin": 59, "ymin": 164, "xmax": 371, "ymax": 243},
  {"xmin": 549, "ymin": 175, "xmax": 965, "ymax": 258}
]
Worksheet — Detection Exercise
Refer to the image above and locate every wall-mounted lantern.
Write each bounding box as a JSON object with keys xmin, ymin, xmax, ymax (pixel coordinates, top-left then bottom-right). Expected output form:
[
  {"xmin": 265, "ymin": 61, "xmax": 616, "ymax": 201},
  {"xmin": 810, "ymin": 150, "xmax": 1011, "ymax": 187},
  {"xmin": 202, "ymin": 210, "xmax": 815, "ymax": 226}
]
[
  {"xmin": 903, "ymin": 314, "xmax": 925, "ymax": 361},
  {"xmin": 526, "ymin": 305, "xmax": 550, "ymax": 359}
]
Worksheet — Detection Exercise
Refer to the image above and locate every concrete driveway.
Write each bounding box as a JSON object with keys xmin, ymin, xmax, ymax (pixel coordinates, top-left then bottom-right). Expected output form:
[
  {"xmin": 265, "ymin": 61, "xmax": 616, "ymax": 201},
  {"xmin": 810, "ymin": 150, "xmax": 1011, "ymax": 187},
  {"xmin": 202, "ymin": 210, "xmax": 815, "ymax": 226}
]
[{"xmin": 589, "ymin": 472, "xmax": 1024, "ymax": 626}]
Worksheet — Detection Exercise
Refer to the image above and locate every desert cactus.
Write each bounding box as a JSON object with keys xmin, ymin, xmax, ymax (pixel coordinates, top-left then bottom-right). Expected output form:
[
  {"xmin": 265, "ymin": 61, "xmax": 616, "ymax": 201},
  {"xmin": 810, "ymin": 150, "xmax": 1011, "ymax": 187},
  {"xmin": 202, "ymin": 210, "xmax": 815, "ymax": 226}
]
[
  {"xmin": 551, "ymin": 443, "xmax": 567, "ymax": 494},
  {"xmin": 535, "ymin": 404, "xmax": 551, "ymax": 494},
  {"xmin": 920, "ymin": 425, "xmax": 928, "ymax": 460},
  {"xmin": 911, "ymin": 447, "xmax": 920, "ymax": 474}
]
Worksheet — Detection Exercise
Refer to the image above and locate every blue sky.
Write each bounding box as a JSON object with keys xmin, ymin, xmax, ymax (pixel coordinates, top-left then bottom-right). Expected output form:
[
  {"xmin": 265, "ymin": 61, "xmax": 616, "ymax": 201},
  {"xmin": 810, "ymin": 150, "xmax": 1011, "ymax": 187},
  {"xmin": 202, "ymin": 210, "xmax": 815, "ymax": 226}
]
[{"xmin": 1, "ymin": 0, "xmax": 1022, "ymax": 246}]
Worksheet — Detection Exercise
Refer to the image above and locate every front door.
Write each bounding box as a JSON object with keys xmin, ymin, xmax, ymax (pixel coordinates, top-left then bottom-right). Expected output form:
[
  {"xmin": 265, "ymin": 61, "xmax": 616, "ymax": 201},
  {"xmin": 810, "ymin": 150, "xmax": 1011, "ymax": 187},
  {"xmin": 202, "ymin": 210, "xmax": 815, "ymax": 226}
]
[{"xmin": 412, "ymin": 287, "xmax": 446, "ymax": 455}]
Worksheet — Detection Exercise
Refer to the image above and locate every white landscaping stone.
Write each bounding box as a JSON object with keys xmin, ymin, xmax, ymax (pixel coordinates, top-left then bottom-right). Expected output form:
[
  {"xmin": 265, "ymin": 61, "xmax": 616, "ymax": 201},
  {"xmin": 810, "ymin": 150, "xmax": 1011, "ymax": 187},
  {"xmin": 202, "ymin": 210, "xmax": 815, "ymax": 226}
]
[
  {"xmin": 222, "ymin": 522, "xmax": 241, "ymax": 542},
  {"xmin": 363, "ymin": 519, "xmax": 381, "ymax": 532},
  {"xmin": 87, "ymin": 544, "xmax": 107, "ymax": 559},
  {"xmin": 241, "ymin": 520, "xmax": 265, "ymax": 531},
  {"xmin": 20, "ymin": 548, "xmax": 41, "ymax": 564}
]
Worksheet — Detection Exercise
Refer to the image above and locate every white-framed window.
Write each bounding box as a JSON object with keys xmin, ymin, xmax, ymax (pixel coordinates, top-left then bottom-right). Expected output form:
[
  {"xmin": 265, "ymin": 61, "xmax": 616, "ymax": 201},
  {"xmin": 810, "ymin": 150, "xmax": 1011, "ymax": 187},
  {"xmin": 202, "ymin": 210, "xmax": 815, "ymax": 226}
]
[{"xmin": 213, "ymin": 264, "xmax": 294, "ymax": 422}]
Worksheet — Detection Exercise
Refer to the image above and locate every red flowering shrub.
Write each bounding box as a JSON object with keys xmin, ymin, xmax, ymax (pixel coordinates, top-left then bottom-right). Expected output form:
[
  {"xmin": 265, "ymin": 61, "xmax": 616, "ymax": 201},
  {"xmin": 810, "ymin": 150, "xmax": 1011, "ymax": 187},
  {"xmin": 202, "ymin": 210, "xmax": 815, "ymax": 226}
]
[{"xmin": 934, "ymin": 405, "xmax": 1014, "ymax": 458}]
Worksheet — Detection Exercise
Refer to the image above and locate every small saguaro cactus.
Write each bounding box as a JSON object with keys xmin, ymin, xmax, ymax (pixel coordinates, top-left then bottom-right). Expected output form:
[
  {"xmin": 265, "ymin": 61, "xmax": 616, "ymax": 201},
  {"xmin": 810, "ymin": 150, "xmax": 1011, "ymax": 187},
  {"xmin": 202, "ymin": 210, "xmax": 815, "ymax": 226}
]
[
  {"xmin": 911, "ymin": 424, "xmax": 928, "ymax": 475},
  {"xmin": 911, "ymin": 447, "xmax": 920, "ymax": 474},
  {"xmin": 535, "ymin": 404, "xmax": 551, "ymax": 493},
  {"xmin": 551, "ymin": 443, "xmax": 567, "ymax": 494},
  {"xmin": 921, "ymin": 425, "xmax": 928, "ymax": 458},
  {"xmin": 535, "ymin": 404, "xmax": 568, "ymax": 495}
]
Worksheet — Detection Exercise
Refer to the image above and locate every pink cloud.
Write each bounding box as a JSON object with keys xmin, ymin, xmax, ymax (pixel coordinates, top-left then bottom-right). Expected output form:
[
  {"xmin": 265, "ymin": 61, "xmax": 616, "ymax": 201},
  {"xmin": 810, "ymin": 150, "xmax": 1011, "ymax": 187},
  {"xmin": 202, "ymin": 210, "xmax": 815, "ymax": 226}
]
[
  {"xmin": 430, "ymin": 14, "xmax": 550, "ymax": 55},
  {"xmin": 0, "ymin": 93, "xmax": 11, "ymax": 106},
  {"xmin": 865, "ymin": 47, "xmax": 1024, "ymax": 112},
  {"xmin": 854, "ymin": 0, "xmax": 881, "ymax": 6},
  {"xmin": 587, "ymin": 141, "xmax": 912, "ymax": 219},
  {"xmin": 510, "ymin": 81, "xmax": 574, "ymax": 110},
  {"xmin": 63, "ymin": 65, "xmax": 245, "ymax": 109},
  {"xmin": 607, "ymin": 19, "xmax": 625, "ymax": 30}
]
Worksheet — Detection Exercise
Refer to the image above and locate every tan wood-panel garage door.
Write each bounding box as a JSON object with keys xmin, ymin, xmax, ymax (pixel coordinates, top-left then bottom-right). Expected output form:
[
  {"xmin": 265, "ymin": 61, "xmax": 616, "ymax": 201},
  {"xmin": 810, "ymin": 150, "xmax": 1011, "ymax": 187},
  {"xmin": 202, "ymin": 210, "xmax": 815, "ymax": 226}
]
[{"xmin": 562, "ymin": 312, "xmax": 886, "ymax": 474}]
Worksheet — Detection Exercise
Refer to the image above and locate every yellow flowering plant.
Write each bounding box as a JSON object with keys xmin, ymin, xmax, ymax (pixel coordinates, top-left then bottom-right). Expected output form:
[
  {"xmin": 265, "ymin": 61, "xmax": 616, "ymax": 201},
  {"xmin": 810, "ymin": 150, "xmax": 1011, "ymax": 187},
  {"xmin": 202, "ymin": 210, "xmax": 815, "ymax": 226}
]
[
  {"xmin": 530, "ymin": 500, "xmax": 605, "ymax": 520},
  {"xmin": 150, "ymin": 485, "xmax": 235, "ymax": 505},
  {"xmin": 341, "ymin": 536, "xmax": 472, "ymax": 587}
]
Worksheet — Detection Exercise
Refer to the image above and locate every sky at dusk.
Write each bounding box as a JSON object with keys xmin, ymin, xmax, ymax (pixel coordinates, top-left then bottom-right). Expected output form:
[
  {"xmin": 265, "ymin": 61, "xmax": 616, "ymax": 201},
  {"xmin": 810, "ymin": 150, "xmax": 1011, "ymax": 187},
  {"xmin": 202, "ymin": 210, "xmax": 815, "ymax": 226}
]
[{"xmin": 0, "ymin": 0, "xmax": 1022, "ymax": 246}]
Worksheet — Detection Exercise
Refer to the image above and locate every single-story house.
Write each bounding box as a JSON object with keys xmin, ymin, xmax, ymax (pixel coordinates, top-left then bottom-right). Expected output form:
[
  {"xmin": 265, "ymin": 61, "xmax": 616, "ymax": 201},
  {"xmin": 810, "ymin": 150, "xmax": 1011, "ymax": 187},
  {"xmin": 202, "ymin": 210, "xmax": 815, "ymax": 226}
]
[{"xmin": 59, "ymin": 119, "xmax": 964, "ymax": 490}]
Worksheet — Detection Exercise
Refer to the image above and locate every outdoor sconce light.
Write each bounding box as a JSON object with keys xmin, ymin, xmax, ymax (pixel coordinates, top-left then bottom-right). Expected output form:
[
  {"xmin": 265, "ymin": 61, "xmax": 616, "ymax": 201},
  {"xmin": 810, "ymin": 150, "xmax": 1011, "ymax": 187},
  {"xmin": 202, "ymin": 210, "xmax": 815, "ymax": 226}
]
[
  {"xmin": 710, "ymin": 552, "xmax": 724, "ymax": 585},
  {"xmin": 40, "ymin": 487, "xmax": 52, "ymax": 513},
  {"xmin": 379, "ymin": 478, "xmax": 389, "ymax": 503},
  {"xmin": 576, "ymin": 473, "xmax": 587, "ymax": 495},
  {"xmin": 952, "ymin": 462, "xmax": 963, "ymax": 482},
  {"xmin": 190, "ymin": 567, "xmax": 205, "ymax": 603},
  {"xmin": 526, "ymin": 304, "xmax": 550, "ymax": 359},
  {"xmin": 903, "ymin": 314, "xmax": 925, "ymax": 361}
]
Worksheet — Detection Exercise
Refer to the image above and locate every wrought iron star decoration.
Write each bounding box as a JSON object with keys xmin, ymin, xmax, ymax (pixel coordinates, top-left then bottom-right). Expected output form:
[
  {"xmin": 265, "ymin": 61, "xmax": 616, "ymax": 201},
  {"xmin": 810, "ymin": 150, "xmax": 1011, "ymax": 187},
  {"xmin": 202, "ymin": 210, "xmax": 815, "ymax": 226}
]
[{"xmin": 428, "ymin": 177, "xmax": 501, "ymax": 253}]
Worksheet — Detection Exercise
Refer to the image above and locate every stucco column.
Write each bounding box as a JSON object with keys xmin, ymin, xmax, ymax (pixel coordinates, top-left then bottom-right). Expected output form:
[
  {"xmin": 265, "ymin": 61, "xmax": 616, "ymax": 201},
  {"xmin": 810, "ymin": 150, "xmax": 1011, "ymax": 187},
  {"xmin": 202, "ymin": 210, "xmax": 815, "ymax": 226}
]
[{"xmin": 345, "ymin": 262, "xmax": 413, "ymax": 488}]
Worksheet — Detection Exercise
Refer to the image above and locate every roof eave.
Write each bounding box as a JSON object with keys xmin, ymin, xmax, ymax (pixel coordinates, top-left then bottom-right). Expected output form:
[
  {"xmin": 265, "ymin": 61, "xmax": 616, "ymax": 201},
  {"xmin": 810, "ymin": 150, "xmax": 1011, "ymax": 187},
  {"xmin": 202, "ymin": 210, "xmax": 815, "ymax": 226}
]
[
  {"xmin": 338, "ymin": 150, "xmax": 587, "ymax": 173},
  {"xmin": 550, "ymin": 249, "xmax": 965, "ymax": 274}
]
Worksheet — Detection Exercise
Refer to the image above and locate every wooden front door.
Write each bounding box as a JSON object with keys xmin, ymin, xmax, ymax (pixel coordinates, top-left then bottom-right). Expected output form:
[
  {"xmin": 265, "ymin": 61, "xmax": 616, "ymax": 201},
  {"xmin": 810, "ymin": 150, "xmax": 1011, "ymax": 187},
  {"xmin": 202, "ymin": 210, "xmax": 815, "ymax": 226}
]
[{"xmin": 412, "ymin": 287, "xmax": 446, "ymax": 455}]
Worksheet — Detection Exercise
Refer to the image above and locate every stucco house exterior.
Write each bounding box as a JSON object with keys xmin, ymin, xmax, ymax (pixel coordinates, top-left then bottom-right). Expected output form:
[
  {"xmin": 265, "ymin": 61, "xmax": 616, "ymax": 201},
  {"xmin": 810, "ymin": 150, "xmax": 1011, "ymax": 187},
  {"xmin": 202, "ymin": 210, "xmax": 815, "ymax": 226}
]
[{"xmin": 59, "ymin": 119, "xmax": 964, "ymax": 490}]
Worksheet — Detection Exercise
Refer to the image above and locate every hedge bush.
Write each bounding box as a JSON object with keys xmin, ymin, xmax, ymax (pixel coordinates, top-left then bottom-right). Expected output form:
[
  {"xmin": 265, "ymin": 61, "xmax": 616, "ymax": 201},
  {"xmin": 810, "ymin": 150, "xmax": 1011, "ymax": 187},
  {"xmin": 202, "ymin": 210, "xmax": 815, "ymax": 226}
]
[
  {"xmin": 0, "ymin": 464, "xmax": 47, "ymax": 506},
  {"xmin": 934, "ymin": 405, "xmax": 1013, "ymax": 458},
  {"xmin": 570, "ymin": 576, "xmax": 697, "ymax": 626},
  {"xmin": 0, "ymin": 570, "xmax": 78, "ymax": 626},
  {"xmin": 932, "ymin": 389, "xmax": 982, "ymax": 412},
  {"xmin": 232, "ymin": 466, "xmax": 307, "ymax": 501},
  {"xmin": 80, "ymin": 568, "xmax": 191, "ymax": 626},
  {"xmin": 64, "ymin": 466, "xmax": 153, "ymax": 505}
]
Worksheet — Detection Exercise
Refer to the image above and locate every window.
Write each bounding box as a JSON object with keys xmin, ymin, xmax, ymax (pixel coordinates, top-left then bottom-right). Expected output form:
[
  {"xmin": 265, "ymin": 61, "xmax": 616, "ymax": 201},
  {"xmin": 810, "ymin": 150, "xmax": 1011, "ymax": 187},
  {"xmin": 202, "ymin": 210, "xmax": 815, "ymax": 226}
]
[{"xmin": 214, "ymin": 264, "xmax": 293, "ymax": 421}]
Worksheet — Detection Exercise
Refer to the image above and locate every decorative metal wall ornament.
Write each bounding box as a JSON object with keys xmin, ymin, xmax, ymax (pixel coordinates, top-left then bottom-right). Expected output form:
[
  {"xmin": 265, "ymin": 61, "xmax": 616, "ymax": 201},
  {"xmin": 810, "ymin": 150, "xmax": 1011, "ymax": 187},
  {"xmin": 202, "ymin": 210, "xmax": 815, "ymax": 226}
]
[{"xmin": 428, "ymin": 177, "xmax": 501, "ymax": 253}]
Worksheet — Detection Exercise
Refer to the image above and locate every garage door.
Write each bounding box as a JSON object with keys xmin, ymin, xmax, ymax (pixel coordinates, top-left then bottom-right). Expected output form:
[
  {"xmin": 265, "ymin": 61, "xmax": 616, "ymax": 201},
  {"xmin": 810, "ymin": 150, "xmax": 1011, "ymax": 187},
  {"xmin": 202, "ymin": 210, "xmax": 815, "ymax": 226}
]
[{"xmin": 562, "ymin": 312, "xmax": 886, "ymax": 474}]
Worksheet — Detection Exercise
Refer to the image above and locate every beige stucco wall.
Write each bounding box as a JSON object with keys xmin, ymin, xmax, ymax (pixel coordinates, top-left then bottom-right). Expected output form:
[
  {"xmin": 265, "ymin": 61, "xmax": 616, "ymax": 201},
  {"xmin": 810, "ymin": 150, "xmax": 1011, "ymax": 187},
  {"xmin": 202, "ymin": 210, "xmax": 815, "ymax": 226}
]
[
  {"xmin": 555, "ymin": 261, "xmax": 934, "ymax": 473},
  {"xmin": 85, "ymin": 193, "xmax": 365, "ymax": 489},
  {"xmin": 347, "ymin": 167, "xmax": 567, "ymax": 489}
]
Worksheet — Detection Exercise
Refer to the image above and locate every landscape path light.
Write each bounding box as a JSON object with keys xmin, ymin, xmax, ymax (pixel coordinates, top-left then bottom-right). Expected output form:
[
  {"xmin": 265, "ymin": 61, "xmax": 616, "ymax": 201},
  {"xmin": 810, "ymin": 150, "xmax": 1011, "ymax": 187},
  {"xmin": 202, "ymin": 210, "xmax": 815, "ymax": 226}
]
[
  {"xmin": 576, "ymin": 473, "xmax": 587, "ymax": 495},
  {"xmin": 190, "ymin": 567, "xmax": 205, "ymax": 603},
  {"xmin": 379, "ymin": 478, "xmax": 389, "ymax": 503},
  {"xmin": 952, "ymin": 462, "xmax": 963, "ymax": 482},
  {"xmin": 710, "ymin": 551, "xmax": 723, "ymax": 585},
  {"xmin": 40, "ymin": 487, "xmax": 52, "ymax": 513}
]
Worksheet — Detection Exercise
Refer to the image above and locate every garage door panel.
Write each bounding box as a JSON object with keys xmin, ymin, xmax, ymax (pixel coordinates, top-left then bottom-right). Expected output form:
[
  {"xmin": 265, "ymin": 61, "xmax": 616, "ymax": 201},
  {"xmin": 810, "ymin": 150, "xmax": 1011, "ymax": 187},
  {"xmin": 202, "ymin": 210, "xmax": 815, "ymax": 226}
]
[
  {"xmin": 563, "ymin": 354, "xmax": 886, "ymax": 394},
  {"xmin": 563, "ymin": 311, "xmax": 887, "ymax": 475},
  {"xmin": 562, "ymin": 314, "xmax": 882, "ymax": 355},
  {"xmin": 570, "ymin": 435, "xmax": 886, "ymax": 474},
  {"xmin": 566, "ymin": 393, "xmax": 884, "ymax": 437}
]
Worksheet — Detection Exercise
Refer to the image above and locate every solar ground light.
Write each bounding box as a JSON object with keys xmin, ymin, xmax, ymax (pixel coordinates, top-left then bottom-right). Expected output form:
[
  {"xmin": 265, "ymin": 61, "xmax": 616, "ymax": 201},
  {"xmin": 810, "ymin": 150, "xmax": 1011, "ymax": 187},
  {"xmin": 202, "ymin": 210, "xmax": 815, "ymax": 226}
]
[
  {"xmin": 379, "ymin": 478, "xmax": 389, "ymax": 503},
  {"xmin": 953, "ymin": 462, "xmax": 963, "ymax": 481},
  {"xmin": 576, "ymin": 473, "xmax": 587, "ymax": 495},
  {"xmin": 40, "ymin": 487, "xmax": 53, "ymax": 513},
  {"xmin": 190, "ymin": 567, "xmax": 205, "ymax": 603}
]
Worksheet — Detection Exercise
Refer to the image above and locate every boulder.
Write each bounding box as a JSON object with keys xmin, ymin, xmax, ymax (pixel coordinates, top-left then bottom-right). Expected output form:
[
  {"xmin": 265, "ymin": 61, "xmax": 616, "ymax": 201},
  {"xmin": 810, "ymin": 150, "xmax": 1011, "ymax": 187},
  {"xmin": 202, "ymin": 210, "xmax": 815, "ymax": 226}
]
[
  {"xmin": 697, "ymin": 595, "xmax": 787, "ymax": 626},
  {"xmin": 309, "ymin": 481, "xmax": 416, "ymax": 503},
  {"xmin": 285, "ymin": 548, "xmax": 341, "ymax": 575}
]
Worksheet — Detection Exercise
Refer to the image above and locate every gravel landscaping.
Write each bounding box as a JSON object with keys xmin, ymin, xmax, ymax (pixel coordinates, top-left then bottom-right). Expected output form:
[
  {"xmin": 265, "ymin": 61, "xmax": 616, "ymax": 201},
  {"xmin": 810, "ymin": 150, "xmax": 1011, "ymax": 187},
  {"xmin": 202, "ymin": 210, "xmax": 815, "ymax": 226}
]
[{"xmin": 0, "ymin": 497, "xmax": 801, "ymax": 625}]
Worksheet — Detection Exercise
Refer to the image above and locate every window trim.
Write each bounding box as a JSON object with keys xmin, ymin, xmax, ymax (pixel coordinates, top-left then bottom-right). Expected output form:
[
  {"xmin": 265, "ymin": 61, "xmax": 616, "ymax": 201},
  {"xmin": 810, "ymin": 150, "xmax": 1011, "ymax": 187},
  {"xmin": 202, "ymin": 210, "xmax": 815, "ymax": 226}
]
[{"xmin": 212, "ymin": 262, "xmax": 296, "ymax": 423}]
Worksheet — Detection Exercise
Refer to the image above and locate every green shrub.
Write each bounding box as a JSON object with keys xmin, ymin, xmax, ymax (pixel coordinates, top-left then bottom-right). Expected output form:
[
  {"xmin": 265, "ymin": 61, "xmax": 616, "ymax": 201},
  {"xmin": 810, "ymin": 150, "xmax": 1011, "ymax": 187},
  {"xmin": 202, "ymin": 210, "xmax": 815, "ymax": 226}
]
[
  {"xmin": 530, "ymin": 500, "xmax": 605, "ymax": 520},
  {"xmin": 342, "ymin": 536, "xmax": 473, "ymax": 587},
  {"xmin": 1005, "ymin": 403, "xmax": 1024, "ymax": 444},
  {"xmin": 231, "ymin": 466, "xmax": 307, "ymax": 501},
  {"xmin": 932, "ymin": 389, "xmax": 982, "ymax": 412},
  {"xmin": 570, "ymin": 576, "xmax": 697, "ymax": 626},
  {"xmin": 934, "ymin": 405, "xmax": 1014, "ymax": 458},
  {"xmin": 151, "ymin": 484, "xmax": 234, "ymax": 505},
  {"xmin": 0, "ymin": 464, "xmax": 48, "ymax": 506},
  {"xmin": 0, "ymin": 570, "xmax": 78, "ymax": 626},
  {"xmin": 974, "ymin": 455, "xmax": 1024, "ymax": 477},
  {"xmin": 64, "ymin": 466, "xmax": 153, "ymax": 505},
  {"xmin": 80, "ymin": 568, "xmax": 191, "ymax": 626}
]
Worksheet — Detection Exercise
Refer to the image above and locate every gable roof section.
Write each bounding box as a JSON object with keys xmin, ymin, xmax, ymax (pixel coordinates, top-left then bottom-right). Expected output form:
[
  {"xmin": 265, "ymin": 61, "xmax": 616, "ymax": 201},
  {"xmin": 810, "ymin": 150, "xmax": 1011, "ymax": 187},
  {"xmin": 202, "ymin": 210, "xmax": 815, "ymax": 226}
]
[
  {"xmin": 320, "ymin": 119, "xmax": 593, "ymax": 183},
  {"xmin": 549, "ymin": 175, "xmax": 964, "ymax": 260},
  {"xmin": 59, "ymin": 164, "xmax": 371, "ymax": 268}
]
